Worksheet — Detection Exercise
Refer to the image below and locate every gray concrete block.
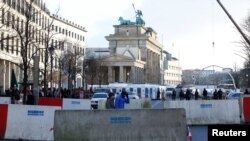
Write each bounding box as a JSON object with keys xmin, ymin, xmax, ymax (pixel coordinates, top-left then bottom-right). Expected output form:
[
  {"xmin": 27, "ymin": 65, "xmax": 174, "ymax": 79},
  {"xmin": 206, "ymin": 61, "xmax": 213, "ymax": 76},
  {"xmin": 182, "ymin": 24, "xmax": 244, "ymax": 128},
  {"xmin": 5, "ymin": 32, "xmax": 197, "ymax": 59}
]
[{"xmin": 54, "ymin": 109, "xmax": 187, "ymax": 141}]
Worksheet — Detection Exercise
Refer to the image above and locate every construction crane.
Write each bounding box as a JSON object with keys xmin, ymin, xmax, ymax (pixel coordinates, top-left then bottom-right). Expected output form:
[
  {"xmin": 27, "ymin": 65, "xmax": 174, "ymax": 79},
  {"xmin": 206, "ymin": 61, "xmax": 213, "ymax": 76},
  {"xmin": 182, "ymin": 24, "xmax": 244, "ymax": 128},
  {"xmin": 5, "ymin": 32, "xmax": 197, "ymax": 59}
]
[{"xmin": 216, "ymin": 0, "xmax": 250, "ymax": 47}]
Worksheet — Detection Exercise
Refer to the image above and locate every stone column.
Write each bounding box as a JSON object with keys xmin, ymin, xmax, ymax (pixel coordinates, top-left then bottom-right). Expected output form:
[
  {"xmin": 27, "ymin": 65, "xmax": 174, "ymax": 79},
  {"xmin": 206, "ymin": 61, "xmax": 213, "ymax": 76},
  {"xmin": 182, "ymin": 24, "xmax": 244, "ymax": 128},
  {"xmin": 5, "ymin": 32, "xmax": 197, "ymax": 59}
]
[
  {"xmin": 152, "ymin": 52, "xmax": 155, "ymax": 83},
  {"xmin": 131, "ymin": 66, "xmax": 135, "ymax": 83},
  {"xmin": 137, "ymin": 67, "xmax": 140, "ymax": 83},
  {"xmin": 140, "ymin": 68, "xmax": 143, "ymax": 83},
  {"xmin": 108, "ymin": 66, "xmax": 113, "ymax": 83},
  {"xmin": 153, "ymin": 52, "xmax": 156, "ymax": 83},
  {"xmin": 119, "ymin": 66, "xmax": 124, "ymax": 82},
  {"xmin": 136, "ymin": 67, "xmax": 139, "ymax": 83}
]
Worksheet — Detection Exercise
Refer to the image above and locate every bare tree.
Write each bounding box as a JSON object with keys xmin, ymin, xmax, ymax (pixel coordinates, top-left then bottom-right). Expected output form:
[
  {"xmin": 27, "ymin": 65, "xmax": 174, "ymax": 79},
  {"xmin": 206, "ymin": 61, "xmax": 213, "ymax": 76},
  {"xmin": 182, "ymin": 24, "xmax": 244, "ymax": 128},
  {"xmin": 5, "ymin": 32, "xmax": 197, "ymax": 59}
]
[
  {"xmin": 60, "ymin": 44, "xmax": 83, "ymax": 90},
  {"xmin": 42, "ymin": 11, "xmax": 61, "ymax": 95},
  {"xmin": 96, "ymin": 63, "xmax": 108, "ymax": 87},
  {"xmin": 239, "ymin": 13, "xmax": 250, "ymax": 68},
  {"xmin": 2, "ymin": 0, "xmax": 48, "ymax": 103}
]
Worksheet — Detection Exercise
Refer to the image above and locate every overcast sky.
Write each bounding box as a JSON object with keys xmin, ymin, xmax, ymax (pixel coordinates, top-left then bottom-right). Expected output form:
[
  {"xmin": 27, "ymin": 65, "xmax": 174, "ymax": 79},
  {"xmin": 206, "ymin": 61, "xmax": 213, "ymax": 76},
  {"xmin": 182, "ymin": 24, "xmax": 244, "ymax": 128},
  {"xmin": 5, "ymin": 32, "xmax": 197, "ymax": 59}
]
[{"xmin": 44, "ymin": 0, "xmax": 250, "ymax": 70}]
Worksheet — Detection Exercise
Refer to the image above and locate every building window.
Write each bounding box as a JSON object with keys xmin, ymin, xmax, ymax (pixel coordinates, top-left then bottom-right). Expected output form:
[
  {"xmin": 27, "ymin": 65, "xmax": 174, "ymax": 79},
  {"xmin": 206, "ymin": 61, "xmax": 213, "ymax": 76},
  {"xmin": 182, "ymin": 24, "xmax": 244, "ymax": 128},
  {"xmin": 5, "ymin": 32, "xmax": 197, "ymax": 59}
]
[
  {"xmin": 59, "ymin": 27, "xmax": 61, "ymax": 33},
  {"xmin": 17, "ymin": 0, "xmax": 20, "ymax": 12},
  {"xmin": 12, "ymin": 0, "xmax": 16, "ymax": 9},
  {"xmin": 16, "ymin": 38, "xmax": 19, "ymax": 55},
  {"xmin": 44, "ymin": 17, "xmax": 47, "ymax": 28},
  {"xmin": 35, "ymin": 10, "xmax": 38, "ymax": 24},
  {"xmin": 6, "ymin": 35, "xmax": 9, "ymax": 52},
  {"xmin": 12, "ymin": 14, "xmax": 15, "ymax": 29},
  {"xmin": 6, "ymin": 11, "xmax": 10, "ymax": 27},
  {"xmin": 1, "ymin": 32, "xmax": 4, "ymax": 50},
  {"xmin": 41, "ymin": 50, "xmax": 44, "ymax": 62},
  {"xmin": 38, "ymin": 30, "xmax": 41, "ymax": 43},
  {"xmin": 11, "ymin": 37, "xmax": 14, "ymax": 54},
  {"xmin": 21, "ymin": 20, "xmax": 23, "ymax": 32},
  {"xmin": 62, "ymin": 29, "xmax": 64, "ymax": 34},
  {"xmin": 32, "ymin": 26, "xmax": 35, "ymax": 39},
  {"xmin": 41, "ymin": 33, "xmax": 43, "ymax": 45},
  {"xmin": 21, "ymin": 0, "xmax": 24, "ymax": 15},
  {"xmin": 52, "ymin": 25, "xmax": 54, "ymax": 30},
  {"xmin": 28, "ymin": 44, "xmax": 30, "ymax": 58},
  {"xmin": 55, "ymin": 26, "xmax": 57, "ymax": 32},
  {"xmin": 39, "ymin": 13, "xmax": 41, "ymax": 26},
  {"xmin": 1, "ymin": 8, "xmax": 4, "ymax": 24},
  {"xmin": 55, "ymin": 58, "xmax": 58, "ymax": 68},
  {"xmin": 7, "ymin": 0, "xmax": 11, "ymax": 6},
  {"xmin": 55, "ymin": 40, "xmax": 57, "ymax": 48},
  {"xmin": 42, "ymin": 15, "xmax": 44, "ymax": 28},
  {"xmin": 16, "ymin": 17, "xmax": 19, "ymax": 30}
]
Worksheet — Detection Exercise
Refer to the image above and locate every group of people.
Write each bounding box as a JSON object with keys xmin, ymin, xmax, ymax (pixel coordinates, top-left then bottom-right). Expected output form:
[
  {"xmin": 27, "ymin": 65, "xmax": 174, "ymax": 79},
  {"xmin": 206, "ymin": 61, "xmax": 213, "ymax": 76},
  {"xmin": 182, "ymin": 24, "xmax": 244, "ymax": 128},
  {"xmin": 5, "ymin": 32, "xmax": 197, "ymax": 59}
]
[{"xmin": 105, "ymin": 90, "xmax": 130, "ymax": 109}]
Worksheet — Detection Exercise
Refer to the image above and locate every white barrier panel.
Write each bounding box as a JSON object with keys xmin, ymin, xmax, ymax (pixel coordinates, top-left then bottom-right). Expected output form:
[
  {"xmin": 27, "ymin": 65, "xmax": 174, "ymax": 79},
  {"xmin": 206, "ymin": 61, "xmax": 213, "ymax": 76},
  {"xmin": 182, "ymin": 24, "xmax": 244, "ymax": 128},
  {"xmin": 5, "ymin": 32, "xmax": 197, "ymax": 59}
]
[
  {"xmin": 4, "ymin": 105, "xmax": 60, "ymax": 141},
  {"xmin": 164, "ymin": 100, "xmax": 241, "ymax": 125},
  {"xmin": 0, "ymin": 97, "xmax": 11, "ymax": 104},
  {"xmin": 63, "ymin": 99, "xmax": 91, "ymax": 110}
]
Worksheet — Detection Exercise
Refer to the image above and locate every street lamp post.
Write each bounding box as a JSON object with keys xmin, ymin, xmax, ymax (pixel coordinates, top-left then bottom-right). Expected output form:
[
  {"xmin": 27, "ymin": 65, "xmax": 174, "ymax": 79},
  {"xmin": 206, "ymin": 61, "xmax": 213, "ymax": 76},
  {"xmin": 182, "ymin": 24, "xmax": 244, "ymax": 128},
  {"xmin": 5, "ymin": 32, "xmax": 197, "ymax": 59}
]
[
  {"xmin": 246, "ymin": 74, "xmax": 249, "ymax": 88},
  {"xmin": 49, "ymin": 46, "xmax": 54, "ymax": 88}
]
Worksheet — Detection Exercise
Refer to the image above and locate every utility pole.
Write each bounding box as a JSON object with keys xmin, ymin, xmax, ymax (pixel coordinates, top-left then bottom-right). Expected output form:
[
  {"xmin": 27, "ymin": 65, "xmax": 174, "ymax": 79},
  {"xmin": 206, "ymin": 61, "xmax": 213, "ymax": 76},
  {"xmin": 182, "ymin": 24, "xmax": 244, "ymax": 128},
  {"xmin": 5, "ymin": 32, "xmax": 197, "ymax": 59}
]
[{"xmin": 33, "ymin": 56, "xmax": 40, "ymax": 105}]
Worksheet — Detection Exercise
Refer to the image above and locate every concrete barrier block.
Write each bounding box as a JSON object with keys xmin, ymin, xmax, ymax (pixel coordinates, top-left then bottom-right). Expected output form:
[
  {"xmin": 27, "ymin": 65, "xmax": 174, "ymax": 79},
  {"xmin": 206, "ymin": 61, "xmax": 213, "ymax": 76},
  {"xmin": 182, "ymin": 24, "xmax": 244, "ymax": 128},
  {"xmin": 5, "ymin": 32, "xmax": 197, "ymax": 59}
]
[
  {"xmin": 4, "ymin": 105, "xmax": 60, "ymax": 140},
  {"xmin": 54, "ymin": 109, "xmax": 187, "ymax": 141},
  {"xmin": 164, "ymin": 100, "xmax": 241, "ymax": 125}
]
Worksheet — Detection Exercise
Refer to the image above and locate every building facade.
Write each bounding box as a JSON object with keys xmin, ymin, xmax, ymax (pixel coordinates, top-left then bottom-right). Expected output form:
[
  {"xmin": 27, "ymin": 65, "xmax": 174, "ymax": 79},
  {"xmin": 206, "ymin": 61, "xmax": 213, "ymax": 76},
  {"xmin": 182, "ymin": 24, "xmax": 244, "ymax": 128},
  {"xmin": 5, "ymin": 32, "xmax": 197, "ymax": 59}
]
[
  {"xmin": 103, "ymin": 25, "xmax": 163, "ymax": 84},
  {"xmin": 162, "ymin": 50, "xmax": 182, "ymax": 86},
  {"xmin": 0, "ymin": 0, "xmax": 86, "ymax": 94},
  {"xmin": 85, "ymin": 27, "xmax": 182, "ymax": 86}
]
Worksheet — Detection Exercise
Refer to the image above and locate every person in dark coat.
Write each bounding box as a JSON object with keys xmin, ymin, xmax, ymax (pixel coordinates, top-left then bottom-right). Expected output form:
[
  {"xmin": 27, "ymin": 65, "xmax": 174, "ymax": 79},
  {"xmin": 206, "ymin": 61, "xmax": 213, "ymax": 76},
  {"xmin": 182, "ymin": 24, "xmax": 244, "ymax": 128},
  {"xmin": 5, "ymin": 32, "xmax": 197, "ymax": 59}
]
[
  {"xmin": 179, "ymin": 89, "xmax": 184, "ymax": 100},
  {"xmin": 157, "ymin": 90, "xmax": 160, "ymax": 100},
  {"xmin": 244, "ymin": 89, "xmax": 250, "ymax": 95},
  {"xmin": 26, "ymin": 90, "xmax": 34, "ymax": 105},
  {"xmin": 213, "ymin": 89, "xmax": 218, "ymax": 99},
  {"xmin": 186, "ymin": 89, "xmax": 191, "ymax": 100},
  {"xmin": 202, "ymin": 88, "xmax": 208, "ymax": 100},
  {"xmin": 218, "ymin": 89, "xmax": 223, "ymax": 99},
  {"xmin": 172, "ymin": 89, "xmax": 176, "ymax": 100},
  {"xmin": 115, "ymin": 90, "xmax": 129, "ymax": 109},
  {"xmin": 195, "ymin": 89, "xmax": 199, "ymax": 100},
  {"xmin": 106, "ymin": 92, "xmax": 115, "ymax": 109}
]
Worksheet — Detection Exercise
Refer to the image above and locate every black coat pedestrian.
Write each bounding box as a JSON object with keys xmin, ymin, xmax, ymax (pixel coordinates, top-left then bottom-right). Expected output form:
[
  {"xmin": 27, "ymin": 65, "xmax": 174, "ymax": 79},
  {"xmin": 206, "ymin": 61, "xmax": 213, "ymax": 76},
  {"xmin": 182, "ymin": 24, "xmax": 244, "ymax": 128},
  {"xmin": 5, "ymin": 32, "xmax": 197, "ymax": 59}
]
[{"xmin": 195, "ymin": 89, "xmax": 199, "ymax": 100}]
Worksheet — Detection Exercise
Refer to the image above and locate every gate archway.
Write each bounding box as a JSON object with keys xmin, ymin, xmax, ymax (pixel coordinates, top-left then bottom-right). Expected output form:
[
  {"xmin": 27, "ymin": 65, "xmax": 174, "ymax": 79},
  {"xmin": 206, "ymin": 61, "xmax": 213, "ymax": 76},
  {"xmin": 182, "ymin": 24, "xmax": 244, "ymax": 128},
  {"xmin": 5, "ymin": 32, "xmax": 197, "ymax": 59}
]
[{"xmin": 194, "ymin": 65, "xmax": 236, "ymax": 90}]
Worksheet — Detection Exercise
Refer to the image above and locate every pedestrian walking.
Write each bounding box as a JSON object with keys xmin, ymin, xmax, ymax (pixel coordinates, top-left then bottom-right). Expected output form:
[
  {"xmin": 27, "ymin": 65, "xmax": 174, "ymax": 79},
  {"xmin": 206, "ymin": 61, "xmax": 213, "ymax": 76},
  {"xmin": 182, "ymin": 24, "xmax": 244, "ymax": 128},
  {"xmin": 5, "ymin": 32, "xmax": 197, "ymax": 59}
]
[
  {"xmin": 244, "ymin": 89, "xmax": 250, "ymax": 95},
  {"xmin": 115, "ymin": 90, "xmax": 129, "ymax": 109},
  {"xmin": 172, "ymin": 89, "xmax": 176, "ymax": 100},
  {"xmin": 194, "ymin": 89, "xmax": 199, "ymax": 100},
  {"xmin": 106, "ymin": 92, "xmax": 115, "ymax": 109},
  {"xmin": 203, "ymin": 88, "xmax": 207, "ymax": 100}
]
